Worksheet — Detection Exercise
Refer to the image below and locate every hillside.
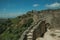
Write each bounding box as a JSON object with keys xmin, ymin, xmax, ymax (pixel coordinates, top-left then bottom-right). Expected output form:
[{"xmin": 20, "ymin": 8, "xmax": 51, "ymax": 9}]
[{"xmin": 0, "ymin": 9, "xmax": 60, "ymax": 40}]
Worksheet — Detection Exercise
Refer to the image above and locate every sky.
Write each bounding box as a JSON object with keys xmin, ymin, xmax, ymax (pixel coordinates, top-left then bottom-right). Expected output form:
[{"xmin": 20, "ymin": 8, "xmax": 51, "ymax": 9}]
[{"xmin": 0, "ymin": 0, "xmax": 60, "ymax": 18}]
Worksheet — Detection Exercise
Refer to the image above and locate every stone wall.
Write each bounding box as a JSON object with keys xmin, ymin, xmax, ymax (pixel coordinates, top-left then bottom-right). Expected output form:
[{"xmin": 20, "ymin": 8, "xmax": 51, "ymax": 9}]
[{"xmin": 33, "ymin": 21, "xmax": 47, "ymax": 40}]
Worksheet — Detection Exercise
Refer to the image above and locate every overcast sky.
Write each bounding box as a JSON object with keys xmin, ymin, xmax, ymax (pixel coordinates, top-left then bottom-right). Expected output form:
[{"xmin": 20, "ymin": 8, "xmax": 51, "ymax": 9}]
[{"xmin": 0, "ymin": 0, "xmax": 60, "ymax": 18}]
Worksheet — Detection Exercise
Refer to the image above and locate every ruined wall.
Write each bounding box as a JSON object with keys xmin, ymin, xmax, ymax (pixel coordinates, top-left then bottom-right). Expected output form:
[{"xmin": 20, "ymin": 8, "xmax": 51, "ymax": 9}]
[
  {"xmin": 39, "ymin": 10, "xmax": 60, "ymax": 30},
  {"xmin": 21, "ymin": 10, "xmax": 60, "ymax": 40},
  {"xmin": 33, "ymin": 14, "xmax": 39, "ymax": 23},
  {"xmin": 51, "ymin": 11, "xmax": 60, "ymax": 29},
  {"xmin": 33, "ymin": 21, "xmax": 47, "ymax": 40}
]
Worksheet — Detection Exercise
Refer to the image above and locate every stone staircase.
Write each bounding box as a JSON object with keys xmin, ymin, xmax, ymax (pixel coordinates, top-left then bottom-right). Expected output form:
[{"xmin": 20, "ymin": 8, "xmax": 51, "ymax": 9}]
[
  {"xmin": 27, "ymin": 20, "xmax": 42, "ymax": 40},
  {"xmin": 19, "ymin": 19, "xmax": 42, "ymax": 40}
]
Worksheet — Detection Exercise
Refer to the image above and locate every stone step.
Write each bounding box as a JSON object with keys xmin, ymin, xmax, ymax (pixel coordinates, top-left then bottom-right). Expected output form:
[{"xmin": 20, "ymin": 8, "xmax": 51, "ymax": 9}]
[
  {"xmin": 27, "ymin": 36, "xmax": 33, "ymax": 38},
  {"xmin": 27, "ymin": 38, "xmax": 32, "ymax": 40},
  {"xmin": 27, "ymin": 32, "xmax": 33, "ymax": 36}
]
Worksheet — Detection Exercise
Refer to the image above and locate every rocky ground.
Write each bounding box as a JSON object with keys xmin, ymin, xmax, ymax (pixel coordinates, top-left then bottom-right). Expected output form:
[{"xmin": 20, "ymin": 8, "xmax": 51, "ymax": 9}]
[{"xmin": 36, "ymin": 29, "xmax": 60, "ymax": 40}]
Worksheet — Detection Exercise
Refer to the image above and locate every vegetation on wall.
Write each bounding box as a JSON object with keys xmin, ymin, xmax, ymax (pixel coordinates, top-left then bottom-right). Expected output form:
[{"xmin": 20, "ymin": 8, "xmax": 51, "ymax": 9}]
[{"xmin": 0, "ymin": 9, "xmax": 60, "ymax": 40}]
